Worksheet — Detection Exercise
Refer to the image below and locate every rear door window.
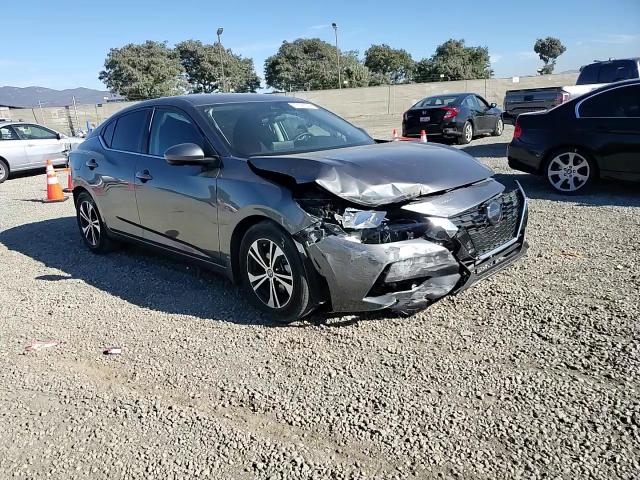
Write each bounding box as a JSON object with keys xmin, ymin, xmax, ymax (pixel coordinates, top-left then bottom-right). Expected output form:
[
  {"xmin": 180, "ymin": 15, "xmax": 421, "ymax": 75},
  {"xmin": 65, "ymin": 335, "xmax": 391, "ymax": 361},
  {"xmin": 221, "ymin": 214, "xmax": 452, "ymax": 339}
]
[
  {"xmin": 579, "ymin": 85, "xmax": 640, "ymax": 118},
  {"xmin": 111, "ymin": 109, "xmax": 151, "ymax": 153}
]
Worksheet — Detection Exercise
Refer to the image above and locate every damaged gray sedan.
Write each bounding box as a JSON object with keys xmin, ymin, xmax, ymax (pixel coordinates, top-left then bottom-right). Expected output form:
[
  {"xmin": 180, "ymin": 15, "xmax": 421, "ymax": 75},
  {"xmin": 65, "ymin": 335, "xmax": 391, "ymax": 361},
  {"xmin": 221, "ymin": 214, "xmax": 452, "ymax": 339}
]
[{"xmin": 70, "ymin": 94, "xmax": 528, "ymax": 322}]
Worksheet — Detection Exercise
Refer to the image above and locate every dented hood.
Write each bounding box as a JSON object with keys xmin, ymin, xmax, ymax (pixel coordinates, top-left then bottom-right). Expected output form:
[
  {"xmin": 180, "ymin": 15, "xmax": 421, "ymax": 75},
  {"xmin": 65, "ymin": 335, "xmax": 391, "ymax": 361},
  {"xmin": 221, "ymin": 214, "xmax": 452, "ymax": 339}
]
[{"xmin": 248, "ymin": 141, "xmax": 493, "ymax": 206}]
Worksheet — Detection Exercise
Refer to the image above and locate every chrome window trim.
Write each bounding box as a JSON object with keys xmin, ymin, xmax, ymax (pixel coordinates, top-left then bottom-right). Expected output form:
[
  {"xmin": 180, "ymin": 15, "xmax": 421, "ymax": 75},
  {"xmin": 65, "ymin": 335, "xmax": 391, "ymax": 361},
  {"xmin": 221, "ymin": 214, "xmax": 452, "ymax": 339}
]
[{"xmin": 575, "ymin": 83, "xmax": 640, "ymax": 119}]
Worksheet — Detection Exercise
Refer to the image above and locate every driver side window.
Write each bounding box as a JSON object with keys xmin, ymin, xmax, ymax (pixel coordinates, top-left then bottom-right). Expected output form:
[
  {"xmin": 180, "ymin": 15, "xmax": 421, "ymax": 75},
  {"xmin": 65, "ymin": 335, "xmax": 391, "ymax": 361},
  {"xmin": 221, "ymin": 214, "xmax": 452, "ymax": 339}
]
[
  {"xmin": 475, "ymin": 96, "xmax": 490, "ymax": 110},
  {"xmin": 149, "ymin": 108, "xmax": 205, "ymax": 157},
  {"xmin": 13, "ymin": 124, "xmax": 58, "ymax": 140}
]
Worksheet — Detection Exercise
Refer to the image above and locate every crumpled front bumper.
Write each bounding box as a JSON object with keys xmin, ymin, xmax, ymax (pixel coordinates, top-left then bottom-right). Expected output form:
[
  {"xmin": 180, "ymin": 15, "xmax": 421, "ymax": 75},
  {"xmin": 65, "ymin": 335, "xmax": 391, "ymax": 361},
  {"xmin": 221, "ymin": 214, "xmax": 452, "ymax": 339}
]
[
  {"xmin": 302, "ymin": 183, "xmax": 529, "ymax": 314},
  {"xmin": 305, "ymin": 236, "xmax": 462, "ymax": 313}
]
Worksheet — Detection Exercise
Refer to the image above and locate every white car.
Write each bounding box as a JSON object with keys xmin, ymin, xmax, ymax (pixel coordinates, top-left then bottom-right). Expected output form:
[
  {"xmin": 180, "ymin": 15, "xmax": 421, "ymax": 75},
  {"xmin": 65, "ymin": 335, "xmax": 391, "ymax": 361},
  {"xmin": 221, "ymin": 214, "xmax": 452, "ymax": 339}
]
[{"xmin": 0, "ymin": 122, "xmax": 83, "ymax": 183}]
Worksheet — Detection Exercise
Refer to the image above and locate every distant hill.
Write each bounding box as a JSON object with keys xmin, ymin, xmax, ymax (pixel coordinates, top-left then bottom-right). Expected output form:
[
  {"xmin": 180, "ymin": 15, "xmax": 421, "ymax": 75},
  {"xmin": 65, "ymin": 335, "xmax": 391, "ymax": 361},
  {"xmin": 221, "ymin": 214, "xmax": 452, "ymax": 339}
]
[{"xmin": 0, "ymin": 86, "xmax": 122, "ymax": 108}]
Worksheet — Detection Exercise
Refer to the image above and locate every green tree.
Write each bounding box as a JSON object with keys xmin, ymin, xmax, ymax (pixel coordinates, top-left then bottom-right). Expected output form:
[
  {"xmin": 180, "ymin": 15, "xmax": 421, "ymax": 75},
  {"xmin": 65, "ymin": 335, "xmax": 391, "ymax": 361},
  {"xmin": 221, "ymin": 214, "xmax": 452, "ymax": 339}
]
[
  {"xmin": 176, "ymin": 40, "xmax": 261, "ymax": 93},
  {"xmin": 264, "ymin": 38, "xmax": 369, "ymax": 91},
  {"xmin": 534, "ymin": 37, "xmax": 566, "ymax": 75},
  {"xmin": 364, "ymin": 44, "xmax": 414, "ymax": 84},
  {"xmin": 99, "ymin": 41, "xmax": 186, "ymax": 100},
  {"xmin": 413, "ymin": 39, "xmax": 492, "ymax": 82}
]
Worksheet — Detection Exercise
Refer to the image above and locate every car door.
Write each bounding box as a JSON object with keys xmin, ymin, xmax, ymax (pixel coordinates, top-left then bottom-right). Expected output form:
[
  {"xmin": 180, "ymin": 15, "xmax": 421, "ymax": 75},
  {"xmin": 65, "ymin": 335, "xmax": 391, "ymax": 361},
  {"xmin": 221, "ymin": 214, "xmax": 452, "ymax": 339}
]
[
  {"xmin": 134, "ymin": 106, "xmax": 220, "ymax": 263},
  {"xmin": 473, "ymin": 95, "xmax": 493, "ymax": 132},
  {"xmin": 0, "ymin": 125, "xmax": 29, "ymax": 171},
  {"xmin": 11, "ymin": 124, "xmax": 66, "ymax": 167},
  {"xmin": 91, "ymin": 108, "xmax": 151, "ymax": 238},
  {"xmin": 576, "ymin": 84, "xmax": 640, "ymax": 175}
]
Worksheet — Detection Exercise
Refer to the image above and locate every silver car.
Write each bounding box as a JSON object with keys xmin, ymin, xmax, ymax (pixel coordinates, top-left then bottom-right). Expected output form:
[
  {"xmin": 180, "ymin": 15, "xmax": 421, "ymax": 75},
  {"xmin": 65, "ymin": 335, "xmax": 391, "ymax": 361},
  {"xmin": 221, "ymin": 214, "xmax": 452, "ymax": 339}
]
[{"xmin": 0, "ymin": 121, "xmax": 83, "ymax": 183}]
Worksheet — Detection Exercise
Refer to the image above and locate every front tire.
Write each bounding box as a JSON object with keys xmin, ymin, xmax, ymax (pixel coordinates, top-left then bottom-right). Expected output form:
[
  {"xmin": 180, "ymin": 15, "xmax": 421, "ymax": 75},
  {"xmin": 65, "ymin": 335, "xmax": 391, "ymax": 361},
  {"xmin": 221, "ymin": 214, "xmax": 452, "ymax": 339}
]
[
  {"xmin": 75, "ymin": 191, "xmax": 116, "ymax": 253},
  {"xmin": 239, "ymin": 221, "xmax": 313, "ymax": 323},
  {"xmin": 492, "ymin": 117, "xmax": 504, "ymax": 136},
  {"xmin": 458, "ymin": 121, "xmax": 473, "ymax": 145},
  {"xmin": 544, "ymin": 148, "xmax": 596, "ymax": 194},
  {"xmin": 0, "ymin": 158, "xmax": 9, "ymax": 184}
]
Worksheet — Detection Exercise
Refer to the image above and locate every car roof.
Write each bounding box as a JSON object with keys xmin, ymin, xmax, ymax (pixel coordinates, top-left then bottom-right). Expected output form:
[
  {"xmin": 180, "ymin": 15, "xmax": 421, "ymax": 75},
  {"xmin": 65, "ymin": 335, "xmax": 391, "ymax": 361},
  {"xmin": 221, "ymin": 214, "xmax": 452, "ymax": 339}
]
[
  {"xmin": 108, "ymin": 93, "xmax": 310, "ymax": 119},
  {"xmin": 128, "ymin": 93, "xmax": 304, "ymax": 109}
]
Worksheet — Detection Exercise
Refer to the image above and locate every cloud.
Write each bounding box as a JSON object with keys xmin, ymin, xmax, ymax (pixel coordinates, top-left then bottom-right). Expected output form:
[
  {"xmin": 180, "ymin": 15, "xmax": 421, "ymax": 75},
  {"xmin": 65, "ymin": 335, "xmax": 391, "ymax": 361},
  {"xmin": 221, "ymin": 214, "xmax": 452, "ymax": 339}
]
[
  {"xmin": 308, "ymin": 24, "xmax": 330, "ymax": 31},
  {"xmin": 516, "ymin": 51, "xmax": 538, "ymax": 60},
  {"xmin": 490, "ymin": 54, "xmax": 502, "ymax": 64},
  {"xmin": 592, "ymin": 33, "xmax": 639, "ymax": 44},
  {"xmin": 234, "ymin": 41, "xmax": 282, "ymax": 54}
]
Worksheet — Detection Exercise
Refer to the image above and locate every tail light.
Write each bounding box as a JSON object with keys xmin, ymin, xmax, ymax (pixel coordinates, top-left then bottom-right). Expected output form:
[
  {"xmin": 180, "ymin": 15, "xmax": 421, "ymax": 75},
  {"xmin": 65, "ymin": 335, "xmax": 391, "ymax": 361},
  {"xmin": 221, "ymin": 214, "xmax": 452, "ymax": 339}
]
[
  {"xmin": 513, "ymin": 121, "xmax": 522, "ymax": 139},
  {"xmin": 554, "ymin": 91, "xmax": 570, "ymax": 105},
  {"xmin": 442, "ymin": 107, "xmax": 459, "ymax": 120}
]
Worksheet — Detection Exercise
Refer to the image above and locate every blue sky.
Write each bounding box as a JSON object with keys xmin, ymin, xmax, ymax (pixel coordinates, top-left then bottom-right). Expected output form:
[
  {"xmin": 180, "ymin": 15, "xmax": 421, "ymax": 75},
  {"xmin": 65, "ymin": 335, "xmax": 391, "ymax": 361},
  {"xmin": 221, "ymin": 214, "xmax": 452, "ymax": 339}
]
[{"xmin": 2, "ymin": 0, "xmax": 639, "ymax": 90}]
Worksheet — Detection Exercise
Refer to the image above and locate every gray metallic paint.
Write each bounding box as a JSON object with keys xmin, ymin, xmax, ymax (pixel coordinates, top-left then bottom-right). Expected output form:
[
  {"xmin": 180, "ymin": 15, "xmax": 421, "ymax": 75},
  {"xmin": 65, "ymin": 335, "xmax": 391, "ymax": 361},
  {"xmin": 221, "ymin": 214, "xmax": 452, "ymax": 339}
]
[{"xmin": 70, "ymin": 93, "xmax": 529, "ymax": 315}]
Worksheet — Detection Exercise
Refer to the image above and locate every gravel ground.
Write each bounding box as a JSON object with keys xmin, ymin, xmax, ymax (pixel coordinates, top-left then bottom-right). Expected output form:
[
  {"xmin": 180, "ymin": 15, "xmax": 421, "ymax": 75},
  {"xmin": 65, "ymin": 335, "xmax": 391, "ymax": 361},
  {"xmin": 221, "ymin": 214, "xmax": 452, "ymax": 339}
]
[{"xmin": 1, "ymin": 124, "xmax": 639, "ymax": 479}]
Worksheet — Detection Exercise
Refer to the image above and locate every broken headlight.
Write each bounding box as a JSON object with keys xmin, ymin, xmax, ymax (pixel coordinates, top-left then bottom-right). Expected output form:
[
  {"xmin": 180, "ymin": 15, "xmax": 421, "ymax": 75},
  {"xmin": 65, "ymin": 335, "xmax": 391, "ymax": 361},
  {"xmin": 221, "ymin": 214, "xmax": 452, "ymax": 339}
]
[{"xmin": 337, "ymin": 208, "xmax": 387, "ymax": 229}]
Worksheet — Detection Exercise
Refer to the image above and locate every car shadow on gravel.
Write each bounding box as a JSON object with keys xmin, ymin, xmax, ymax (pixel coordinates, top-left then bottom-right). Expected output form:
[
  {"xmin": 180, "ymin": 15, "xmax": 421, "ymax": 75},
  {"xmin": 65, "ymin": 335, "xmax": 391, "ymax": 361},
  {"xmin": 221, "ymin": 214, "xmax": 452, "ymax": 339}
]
[
  {"xmin": 0, "ymin": 216, "xmax": 300, "ymax": 326},
  {"xmin": 493, "ymin": 172, "xmax": 640, "ymax": 208},
  {"xmin": 0, "ymin": 216, "xmax": 400, "ymax": 327},
  {"xmin": 461, "ymin": 141, "xmax": 510, "ymax": 157}
]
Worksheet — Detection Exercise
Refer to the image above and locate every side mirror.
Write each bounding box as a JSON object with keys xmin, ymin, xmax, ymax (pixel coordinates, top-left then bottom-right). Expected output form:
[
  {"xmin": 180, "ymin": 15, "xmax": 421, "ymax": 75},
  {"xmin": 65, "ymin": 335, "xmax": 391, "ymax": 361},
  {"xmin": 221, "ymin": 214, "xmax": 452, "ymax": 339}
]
[
  {"xmin": 490, "ymin": 102, "xmax": 497, "ymax": 108},
  {"xmin": 164, "ymin": 143, "xmax": 219, "ymax": 166},
  {"xmin": 56, "ymin": 132, "xmax": 62, "ymax": 140}
]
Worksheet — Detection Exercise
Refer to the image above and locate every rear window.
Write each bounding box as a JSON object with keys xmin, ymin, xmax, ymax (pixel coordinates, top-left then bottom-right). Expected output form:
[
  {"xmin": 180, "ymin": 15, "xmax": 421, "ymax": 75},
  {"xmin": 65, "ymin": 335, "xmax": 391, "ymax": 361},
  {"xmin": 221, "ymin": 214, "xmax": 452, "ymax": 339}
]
[
  {"xmin": 577, "ymin": 60, "xmax": 638, "ymax": 85},
  {"xmin": 111, "ymin": 109, "xmax": 151, "ymax": 153},
  {"xmin": 416, "ymin": 95, "xmax": 459, "ymax": 107}
]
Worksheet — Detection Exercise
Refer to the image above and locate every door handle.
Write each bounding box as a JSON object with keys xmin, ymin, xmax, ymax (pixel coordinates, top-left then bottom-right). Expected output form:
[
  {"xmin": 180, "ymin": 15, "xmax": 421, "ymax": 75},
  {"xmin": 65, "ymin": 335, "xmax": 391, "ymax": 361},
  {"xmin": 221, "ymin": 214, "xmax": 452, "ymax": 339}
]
[
  {"xmin": 86, "ymin": 159, "xmax": 98, "ymax": 169},
  {"xmin": 135, "ymin": 170, "xmax": 153, "ymax": 182}
]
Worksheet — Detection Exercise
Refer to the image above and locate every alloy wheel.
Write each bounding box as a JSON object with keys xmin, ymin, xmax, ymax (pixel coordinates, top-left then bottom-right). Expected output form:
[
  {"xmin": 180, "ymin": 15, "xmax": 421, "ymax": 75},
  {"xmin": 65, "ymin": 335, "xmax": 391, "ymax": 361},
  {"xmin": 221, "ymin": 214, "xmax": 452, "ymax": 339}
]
[
  {"xmin": 495, "ymin": 119, "xmax": 503, "ymax": 135},
  {"xmin": 246, "ymin": 238, "xmax": 294, "ymax": 309},
  {"xmin": 547, "ymin": 152, "xmax": 590, "ymax": 192},
  {"xmin": 464, "ymin": 123, "xmax": 473, "ymax": 142},
  {"xmin": 0, "ymin": 162, "xmax": 6, "ymax": 182},
  {"xmin": 79, "ymin": 200, "xmax": 101, "ymax": 247}
]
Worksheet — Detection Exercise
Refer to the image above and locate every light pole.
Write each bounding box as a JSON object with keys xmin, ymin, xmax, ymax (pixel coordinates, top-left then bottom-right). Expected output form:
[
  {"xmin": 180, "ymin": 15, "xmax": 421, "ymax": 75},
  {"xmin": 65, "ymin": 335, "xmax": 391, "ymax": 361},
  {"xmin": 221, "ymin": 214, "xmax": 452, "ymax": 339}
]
[
  {"xmin": 331, "ymin": 22, "xmax": 341, "ymax": 89},
  {"xmin": 217, "ymin": 27, "xmax": 226, "ymax": 93}
]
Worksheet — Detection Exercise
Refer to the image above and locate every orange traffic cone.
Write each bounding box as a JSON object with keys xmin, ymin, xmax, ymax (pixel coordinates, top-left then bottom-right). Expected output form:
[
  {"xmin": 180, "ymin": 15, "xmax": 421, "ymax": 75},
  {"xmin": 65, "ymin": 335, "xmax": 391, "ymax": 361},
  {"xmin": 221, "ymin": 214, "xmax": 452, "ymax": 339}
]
[
  {"xmin": 420, "ymin": 130, "xmax": 428, "ymax": 143},
  {"xmin": 392, "ymin": 128, "xmax": 399, "ymax": 141},
  {"xmin": 63, "ymin": 167, "xmax": 73, "ymax": 193},
  {"xmin": 44, "ymin": 160, "xmax": 67, "ymax": 203}
]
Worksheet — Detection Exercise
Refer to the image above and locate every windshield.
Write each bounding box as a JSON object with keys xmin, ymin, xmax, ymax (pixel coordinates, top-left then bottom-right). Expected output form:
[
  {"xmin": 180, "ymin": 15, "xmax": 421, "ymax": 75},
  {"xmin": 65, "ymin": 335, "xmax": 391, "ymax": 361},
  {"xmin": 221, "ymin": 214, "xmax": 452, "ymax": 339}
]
[
  {"xmin": 198, "ymin": 101, "xmax": 374, "ymax": 157},
  {"xmin": 416, "ymin": 95, "xmax": 460, "ymax": 107}
]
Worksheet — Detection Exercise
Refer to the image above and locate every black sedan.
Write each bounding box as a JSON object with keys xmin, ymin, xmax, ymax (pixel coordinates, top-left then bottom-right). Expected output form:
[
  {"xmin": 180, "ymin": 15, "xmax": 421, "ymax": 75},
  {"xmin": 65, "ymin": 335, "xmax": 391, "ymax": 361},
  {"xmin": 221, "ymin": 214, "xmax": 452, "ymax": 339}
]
[
  {"xmin": 402, "ymin": 93, "xmax": 504, "ymax": 144},
  {"xmin": 508, "ymin": 79, "xmax": 640, "ymax": 194}
]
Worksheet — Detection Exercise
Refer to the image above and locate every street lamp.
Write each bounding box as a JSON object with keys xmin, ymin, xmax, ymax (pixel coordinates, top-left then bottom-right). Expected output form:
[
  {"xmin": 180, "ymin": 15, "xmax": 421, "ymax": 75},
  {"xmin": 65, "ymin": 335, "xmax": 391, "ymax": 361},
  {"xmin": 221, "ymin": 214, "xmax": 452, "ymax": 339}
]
[
  {"xmin": 217, "ymin": 27, "xmax": 226, "ymax": 93},
  {"xmin": 331, "ymin": 22, "xmax": 341, "ymax": 89}
]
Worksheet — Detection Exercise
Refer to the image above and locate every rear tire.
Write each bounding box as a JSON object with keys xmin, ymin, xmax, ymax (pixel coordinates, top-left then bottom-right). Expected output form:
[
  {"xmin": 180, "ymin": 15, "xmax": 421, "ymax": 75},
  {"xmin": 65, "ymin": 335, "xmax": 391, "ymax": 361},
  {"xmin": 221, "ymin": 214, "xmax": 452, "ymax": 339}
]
[
  {"xmin": 458, "ymin": 121, "xmax": 473, "ymax": 145},
  {"xmin": 75, "ymin": 191, "xmax": 117, "ymax": 253},
  {"xmin": 0, "ymin": 158, "xmax": 9, "ymax": 184},
  {"xmin": 239, "ymin": 221, "xmax": 313, "ymax": 323},
  {"xmin": 544, "ymin": 148, "xmax": 596, "ymax": 195}
]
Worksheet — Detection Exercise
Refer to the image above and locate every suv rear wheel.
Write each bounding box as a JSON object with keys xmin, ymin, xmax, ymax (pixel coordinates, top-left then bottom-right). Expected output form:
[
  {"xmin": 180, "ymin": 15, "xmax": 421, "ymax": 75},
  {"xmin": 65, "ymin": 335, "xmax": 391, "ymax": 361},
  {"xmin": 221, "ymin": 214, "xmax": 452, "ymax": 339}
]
[{"xmin": 239, "ymin": 221, "xmax": 313, "ymax": 323}]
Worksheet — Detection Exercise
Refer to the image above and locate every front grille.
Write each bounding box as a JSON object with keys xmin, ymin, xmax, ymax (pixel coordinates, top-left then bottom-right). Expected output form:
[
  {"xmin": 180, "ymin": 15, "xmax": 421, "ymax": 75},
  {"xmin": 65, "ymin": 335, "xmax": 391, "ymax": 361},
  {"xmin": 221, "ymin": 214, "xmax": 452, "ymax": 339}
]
[{"xmin": 452, "ymin": 189, "xmax": 522, "ymax": 258}]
